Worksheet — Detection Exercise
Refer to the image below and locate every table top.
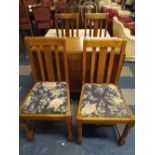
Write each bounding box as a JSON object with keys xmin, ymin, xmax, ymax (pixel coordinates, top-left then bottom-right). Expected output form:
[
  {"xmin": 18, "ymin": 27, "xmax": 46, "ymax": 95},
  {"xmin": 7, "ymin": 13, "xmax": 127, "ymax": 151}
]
[
  {"xmin": 45, "ymin": 29, "xmax": 111, "ymax": 38},
  {"xmin": 65, "ymin": 37, "xmax": 83, "ymax": 53}
]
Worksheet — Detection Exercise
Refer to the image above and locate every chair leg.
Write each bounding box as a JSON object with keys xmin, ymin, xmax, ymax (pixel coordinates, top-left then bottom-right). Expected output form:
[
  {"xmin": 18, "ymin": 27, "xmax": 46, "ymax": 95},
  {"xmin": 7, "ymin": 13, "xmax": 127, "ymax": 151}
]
[
  {"xmin": 20, "ymin": 119, "xmax": 34, "ymax": 141},
  {"xmin": 77, "ymin": 122, "xmax": 82, "ymax": 144},
  {"xmin": 66, "ymin": 117, "xmax": 73, "ymax": 142},
  {"xmin": 118, "ymin": 122, "xmax": 134, "ymax": 145}
]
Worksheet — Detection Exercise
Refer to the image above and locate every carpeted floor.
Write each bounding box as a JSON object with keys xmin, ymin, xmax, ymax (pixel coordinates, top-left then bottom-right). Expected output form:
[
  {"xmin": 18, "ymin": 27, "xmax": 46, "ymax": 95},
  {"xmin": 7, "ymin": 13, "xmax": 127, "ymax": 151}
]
[{"xmin": 19, "ymin": 53, "xmax": 135, "ymax": 155}]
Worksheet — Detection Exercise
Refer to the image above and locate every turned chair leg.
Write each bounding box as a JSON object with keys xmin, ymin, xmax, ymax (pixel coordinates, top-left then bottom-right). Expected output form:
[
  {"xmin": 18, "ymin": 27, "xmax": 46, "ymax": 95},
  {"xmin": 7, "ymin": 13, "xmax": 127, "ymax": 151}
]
[
  {"xmin": 20, "ymin": 119, "xmax": 34, "ymax": 141},
  {"xmin": 66, "ymin": 117, "xmax": 73, "ymax": 142},
  {"xmin": 77, "ymin": 122, "xmax": 82, "ymax": 144},
  {"xmin": 118, "ymin": 122, "xmax": 135, "ymax": 145}
]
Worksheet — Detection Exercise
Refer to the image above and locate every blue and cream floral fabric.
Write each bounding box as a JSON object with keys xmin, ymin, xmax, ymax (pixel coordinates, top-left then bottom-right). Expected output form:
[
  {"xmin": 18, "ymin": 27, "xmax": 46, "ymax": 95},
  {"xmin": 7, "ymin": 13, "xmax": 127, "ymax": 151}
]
[
  {"xmin": 22, "ymin": 82, "xmax": 68, "ymax": 114},
  {"xmin": 81, "ymin": 84, "xmax": 130, "ymax": 118}
]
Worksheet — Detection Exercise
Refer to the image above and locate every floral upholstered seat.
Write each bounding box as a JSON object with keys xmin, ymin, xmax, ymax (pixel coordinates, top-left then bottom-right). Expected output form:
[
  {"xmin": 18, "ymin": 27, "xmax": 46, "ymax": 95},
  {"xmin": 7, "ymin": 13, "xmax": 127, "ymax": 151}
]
[
  {"xmin": 22, "ymin": 82, "xmax": 68, "ymax": 114},
  {"xmin": 81, "ymin": 84, "xmax": 130, "ymax": 118}
]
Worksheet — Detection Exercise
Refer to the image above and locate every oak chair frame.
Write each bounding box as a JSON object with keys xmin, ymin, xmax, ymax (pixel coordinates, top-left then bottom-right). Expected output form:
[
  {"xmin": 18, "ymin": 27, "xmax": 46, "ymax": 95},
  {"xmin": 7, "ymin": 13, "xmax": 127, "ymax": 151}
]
[
  {"xmin": 64, "ymin": 1, "xmax": 80, "ymax": 13},
  {"xmin": 81, "ymin": 1, "xmax": 98, "ymax": 25},
  {"xmin": 76, "ymin": 38, "xmax": 135, "ymax": 145},
  {"xmin": 84, "ymin": 13, "xmax": 109, "ymax": 37},
  {"xmin": 19, "ymin": 37, "xmax": 73, "ymax": 142},
  {"xmin": 55, "ymin": 13, "xmax": 79, "ymax": 37}
]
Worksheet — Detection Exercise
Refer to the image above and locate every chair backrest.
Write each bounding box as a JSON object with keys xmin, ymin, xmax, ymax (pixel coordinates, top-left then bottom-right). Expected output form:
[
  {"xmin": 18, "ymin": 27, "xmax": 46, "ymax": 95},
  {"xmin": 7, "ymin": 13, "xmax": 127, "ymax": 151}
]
[
  {"xmin": 79, "ymin": 0, "xmax": 96, "ymax": 6},
  {"xmin": 54, "ymin": 0, "xmax": 67, "ymax": 9},
  {"xmin": 40, "ymin": 0, "xmax": 53, "ymax": 7},
  {"xmin": 81, "ymin": 1, "xmax": 98, "ymax": 24},
  {"xmin": 19, "ymin": 5, "xmax": 33, "ymax": 35},
  {"xmin": 84, "ymin": 13, "xmax": 109, "ymax": 37},
  {"xmin": 55, "ymin": 13, "xmax": 79, "ymax": 37},
  {"xmin": 64, "ymin": 1, "xmax": 80, "ymax": 13},
  {"xmin": 25, "ymin": 37, "xmax": 69, "ymax": 83},
  {"xmin": 82, "ymin": 38, "xmax": 127, "ymax": 85},
  {"xmin": 32, "ymin": 6, "xmax": 51, "ymax": 29}
]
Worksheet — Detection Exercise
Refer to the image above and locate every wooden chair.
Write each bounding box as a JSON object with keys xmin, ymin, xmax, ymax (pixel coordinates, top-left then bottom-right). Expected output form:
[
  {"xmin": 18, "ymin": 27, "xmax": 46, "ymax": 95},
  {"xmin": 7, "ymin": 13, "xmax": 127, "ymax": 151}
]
[
  {"xmin": 84, "ymin": 13, "xmax": 109, "ymax": 37},
  {"xmin": 78, "ymin": 0, "xmax": 97, "ymax": 8},
  {"xmin": 19, "ymin": 37, "xmax": 73, "ymax": 142},
  {"xmin": 64, "ymin": 1, "xmax": 80, "ymax": 13},
  {"xmin": 55, "ymin": 13, "xmax": 79, "ymax": 37},
  {"xmin": 78, "ymin": 0, "xmax": 96, "ymax": 14},
  {"xmin": 81, "ymin": 1, "xmax": 98, "ymax": 25},
  {"xmin": 76, "ymin": 38, "xmax": 135, "ymax": 145}
]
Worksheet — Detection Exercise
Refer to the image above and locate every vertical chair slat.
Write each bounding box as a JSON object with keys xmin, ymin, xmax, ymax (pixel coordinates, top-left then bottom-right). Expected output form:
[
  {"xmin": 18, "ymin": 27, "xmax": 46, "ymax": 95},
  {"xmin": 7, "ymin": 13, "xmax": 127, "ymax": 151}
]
[
  {"xmin": 99, "ymin": 19, "xmax": 102, "ymax": 37},
  {"xmin": 63, "ymin": 40, "xmax": 69, "ymax": 83},
  {"xmin": 37, "ymin": 46, "xmax": 46, "ymax": 81},
  {"xmin": 84, "ymin": 18, "xmax": 87, "ymax": 37},
  {"xmin": 82, "ymin": 46, "xmax": 87, "ymax": 85},
  {"xmin": 44, "ymin": 46, "xmax": 55, "ymax": 81},
  {"xmin": 71, "ymin": 19, "xmax": 74, "ymax": 37},
  {"xmin": 114, "ymin": 41, "xmax": 127, "ymax": 84},
  {"xmin": 106, "ymin": 47, "xmax": 115, "ymax": 83},
  {"xmin": 96, "ymin": 47, "xmax": 107, "ymax": 83},
  {"xmin": 61, "ymin": 20, "xmax": 64, "ymax": 37},
  {"xmin": 93, "ymin": 19, "xmax": 98, "ymax": 37},
  {"xmin": 77, "ymin": 17, "xmax": 79, "ymax": 37},
  {"xmin": 54, "ymin": 45, "xmax": 61, "ymax": 81},
  {"xmin": 65, "ymin": 19, "xmax": 69, "ymax": 37},
  {"xmin": 90, "ymin": 47, "xmax": 96, "ymax": 83},
  {"xmin": 28, "ymin": 46, "xmax": 38, "ymax": 81},
  {"xmin": 89, "ymin": 19, "xmax": 92, "ymax": 37},
  {"xmin": 55, "ymin": 17, "xmax": 59, "ymax": 37}
]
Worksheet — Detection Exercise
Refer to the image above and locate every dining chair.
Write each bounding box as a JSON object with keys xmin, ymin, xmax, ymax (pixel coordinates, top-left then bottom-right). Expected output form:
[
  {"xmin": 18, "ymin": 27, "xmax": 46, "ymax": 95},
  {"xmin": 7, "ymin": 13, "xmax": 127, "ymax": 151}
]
[
  {"xmin": 55, "ymin": 13, "xmax": 79, "ymax": 37},
  {"xmin": 40, "ymin": 0, "xmax": 53, "ymax": 7},
  {"xmin": 79, "ymin": 0, "xmax": 96, "ymax": 7},
  {"xmin": 81, "ymin": 1, "xmax": 98, "ymax": 25},
  {"xmin": 76, "ymin": 38, "xmax": 135, "ymax": 145},
  {"xmin": 63, "ymin": 1, "xmax": 80, "ymax": 13},
  {"xmin": 19, "ymin": 5, "xmax": 33, "ymax": 36},
  {"xmin": 31, "ymin": 5, "xmax": 53, "ymax": 30},
  {"xmin": 27, "ymin": 0, "xmax": 38, "ymax": 5},
  {"xmin": 78, "ymin": 0, "xmax": 96, "ymax": 12},
  {"xmin": 84, "ymin": 13, "xmax": 109, "ymax": 37},
  {"xmin": 19, "ymin": 37, "xmax": 73, "ymax": 142},
  {"xmin": 54, "ymin": 0, "xmax": 67, "ymax": 12}
]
